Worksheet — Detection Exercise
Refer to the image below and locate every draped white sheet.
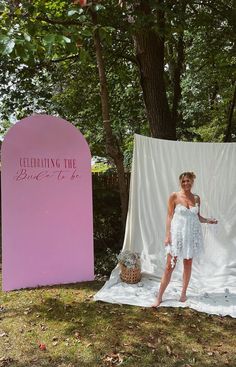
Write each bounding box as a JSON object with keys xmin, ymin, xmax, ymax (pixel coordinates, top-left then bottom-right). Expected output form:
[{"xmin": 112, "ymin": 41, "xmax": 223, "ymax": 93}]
[{"xmin": 94, "ymin": 135, "xmax": 236, "ymax": 317}]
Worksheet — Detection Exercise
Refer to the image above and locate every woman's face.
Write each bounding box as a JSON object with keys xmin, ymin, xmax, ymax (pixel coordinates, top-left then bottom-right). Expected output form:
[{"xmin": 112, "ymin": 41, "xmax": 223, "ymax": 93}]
[{"xmin": 180, "ymin": 176, "xmax": 193, "ymax": 191}]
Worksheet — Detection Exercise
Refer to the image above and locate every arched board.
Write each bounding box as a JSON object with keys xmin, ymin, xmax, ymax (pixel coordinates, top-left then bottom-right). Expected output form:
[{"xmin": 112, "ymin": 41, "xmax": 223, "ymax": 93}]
[{"xmin": 1, "ymin": 115, "xmax": 94, "ymax": 291}]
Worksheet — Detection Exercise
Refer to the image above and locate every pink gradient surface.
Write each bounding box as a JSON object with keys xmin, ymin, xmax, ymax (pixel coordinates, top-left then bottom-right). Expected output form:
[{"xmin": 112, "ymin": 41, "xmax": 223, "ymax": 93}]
[{"xmin": 1, "ymin": 115, "xmax": 94, "ymax": 291}]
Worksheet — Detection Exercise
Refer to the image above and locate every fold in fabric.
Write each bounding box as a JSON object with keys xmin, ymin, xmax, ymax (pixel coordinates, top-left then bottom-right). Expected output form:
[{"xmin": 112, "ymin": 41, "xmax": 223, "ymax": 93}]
[{"xmin": 94, "ymin": 135, "xmax": 236, "ymax": 318}]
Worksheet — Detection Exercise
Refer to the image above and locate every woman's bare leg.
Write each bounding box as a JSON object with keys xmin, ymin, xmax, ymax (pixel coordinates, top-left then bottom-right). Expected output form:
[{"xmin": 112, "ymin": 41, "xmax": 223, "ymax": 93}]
[
  {"xmin": 152, "ymin": 254, "xmax": 177, "ymax": 307},
  {"xmin": 179, "ymin": 258, "xmax": 193, "ymax": 302}
]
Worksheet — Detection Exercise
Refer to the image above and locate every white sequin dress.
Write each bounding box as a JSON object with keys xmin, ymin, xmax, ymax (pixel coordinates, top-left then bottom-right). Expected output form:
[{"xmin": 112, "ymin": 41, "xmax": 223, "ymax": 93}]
[{"xmin": 166, "ymin": 203, "xmax": 204, "ymax": 267}]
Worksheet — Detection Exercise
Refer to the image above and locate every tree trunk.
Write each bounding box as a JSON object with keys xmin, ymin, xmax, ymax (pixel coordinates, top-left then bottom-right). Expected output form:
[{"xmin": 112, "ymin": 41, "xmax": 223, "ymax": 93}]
[
  {"xmin": 224, "ymin": 81, "xmax": 236, "ymax": 142},
  {"xmin": 133, "ymin": 0, "xmax": 176, "ymax": 139},
  {"xmin": 171, "ymin": 33, "xmax": 184, "ymax": 129},
  {"xmin": 90, "ymin": 9, "xmax": 128, "ymax": 228},
  {"xmin": 224, "ymin": 0, "xmax": 236, "ymax": 142},
  {"xmin": 170, "ymin": 0, "xmax": 186, "ymax": 128}
]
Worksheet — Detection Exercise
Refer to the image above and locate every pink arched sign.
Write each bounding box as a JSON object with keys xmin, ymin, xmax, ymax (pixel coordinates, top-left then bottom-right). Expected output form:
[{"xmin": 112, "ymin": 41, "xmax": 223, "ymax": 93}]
[{"xmin": 1, "ymin": 115, "xmax": 94, "ymax": 291}]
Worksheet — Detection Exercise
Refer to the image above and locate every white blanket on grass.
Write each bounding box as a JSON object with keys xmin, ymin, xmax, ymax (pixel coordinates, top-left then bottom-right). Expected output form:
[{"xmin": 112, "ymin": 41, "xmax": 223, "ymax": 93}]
[{"xmin": 94, "ymin": 135, "xmax": 236, "ymax": 318}]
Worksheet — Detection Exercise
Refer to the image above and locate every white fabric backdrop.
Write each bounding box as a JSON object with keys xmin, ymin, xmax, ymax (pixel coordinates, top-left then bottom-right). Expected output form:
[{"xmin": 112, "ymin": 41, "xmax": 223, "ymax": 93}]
[{"xmin": 94, "ymin": 135, "xmax": 236, "ymax": 317}]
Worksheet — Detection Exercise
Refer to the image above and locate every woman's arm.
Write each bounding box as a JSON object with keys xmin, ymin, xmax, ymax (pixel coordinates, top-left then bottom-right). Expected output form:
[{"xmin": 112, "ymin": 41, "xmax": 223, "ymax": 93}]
[
  {"xmin": 165, "ymin": 193, "xmax": 176, "ymax": 244},
  {"xmin": 197, "ymin": 196, "xmax": 218, "ymax": 224}
]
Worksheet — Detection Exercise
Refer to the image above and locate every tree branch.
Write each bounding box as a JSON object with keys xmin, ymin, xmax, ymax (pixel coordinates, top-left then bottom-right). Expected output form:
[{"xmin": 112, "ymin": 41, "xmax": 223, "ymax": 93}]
[
  {"xmin": 36, "ymin": 16, "xmax": 82, "ymax": 26},
  {"xmin": 109, "ymin": 47, "xmax": 138, "ymax": 66},
  {"xmin": 50, "ymin": 54, "xmax": 80, "ymax": 63},
  {"xmin": 24, "ymin": 54, "xmax": 80, "ymax": 73}
]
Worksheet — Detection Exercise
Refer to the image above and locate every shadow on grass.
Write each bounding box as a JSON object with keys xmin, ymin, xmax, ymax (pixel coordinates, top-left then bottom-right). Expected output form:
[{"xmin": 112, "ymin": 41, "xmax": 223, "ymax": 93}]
[
  {"xmin": 4, "ymin": 300, "xmax": 236, "ymax": 366},
  {"xmin": 0, "ymin": 355, "xmax": 100, "ymax": 367},
  {"xmin": 1, "ymin": 280, "xmax": 236, "ymax": 367}
]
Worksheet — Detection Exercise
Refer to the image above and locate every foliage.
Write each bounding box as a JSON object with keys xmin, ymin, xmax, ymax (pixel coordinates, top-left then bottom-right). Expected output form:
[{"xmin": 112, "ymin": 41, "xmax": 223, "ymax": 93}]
[
  {"xmin": 177, "ymin": 1, "xmax": 236, "ymax": 141},
  {"xmin": 0, "ymin": 0, "xmax": 235, "ymax": 144},
  {"xmin": 93, "ymin": 172, "xmax": 123, "ymax": 253},
  {"xmin": 91, "ymin": 162, "xmax": 109, "ymax": 173},
  {"xmin": 0, "ymin": 119, "xmax": 14, "ymax": 141},
  {"xmin": 95, "ymin": 247, "xmax": 118, "ymax": 276},
  {"xmin": 0, "ymin": 0, "xmax": 147, "ymax": 158}
]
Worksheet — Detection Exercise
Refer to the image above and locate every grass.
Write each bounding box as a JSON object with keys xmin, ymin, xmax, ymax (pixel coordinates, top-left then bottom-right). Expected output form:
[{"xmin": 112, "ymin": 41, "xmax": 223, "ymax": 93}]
[{"xmin": 1, "ymin": 275, "xmax": 236, "ymax": 367}]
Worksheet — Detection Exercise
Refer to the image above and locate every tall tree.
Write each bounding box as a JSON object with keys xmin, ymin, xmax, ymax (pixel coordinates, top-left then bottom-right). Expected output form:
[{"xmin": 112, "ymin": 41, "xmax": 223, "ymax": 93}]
[
  {"xmin": 89, "ymin": 6, "xmax": 128, "ymax": 226},
  {"xmin": 132, "ymin": 0, "xmax": 177, "ymax": 139}
]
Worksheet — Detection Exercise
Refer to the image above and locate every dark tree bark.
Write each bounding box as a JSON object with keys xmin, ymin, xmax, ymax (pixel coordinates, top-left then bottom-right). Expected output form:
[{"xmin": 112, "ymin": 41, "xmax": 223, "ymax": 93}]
[
  {"xmin": 133, "ymin": 0, "xmax": 176, "ymax": 139},
  {"xmin": 90, "ymin": 9, "xmax": 128, "ymax": 227},
  {"xmin": 171, "ymin": 32, "xmax": 184, "ymax": 129},
  {"xmin": 170, "ymin": 0, "xmax": 186, "ymax": 129},
  {"xmin": 224, "ymin": 0, "xmax": 236, "ymax": 142},
  {"xmin": 224, "ymin": 81, "xmax": 236, "ymax": 142}
]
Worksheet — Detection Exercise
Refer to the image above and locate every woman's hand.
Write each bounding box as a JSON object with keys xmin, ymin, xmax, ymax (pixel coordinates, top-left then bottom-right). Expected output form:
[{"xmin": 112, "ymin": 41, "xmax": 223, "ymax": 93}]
[
  {"xmin": 207, "ymin": 218, "xmax": 218, "ymax": 224},
  {"xmin": 164, "ymin": 235, "xmax": 171, "ymax": 246}
]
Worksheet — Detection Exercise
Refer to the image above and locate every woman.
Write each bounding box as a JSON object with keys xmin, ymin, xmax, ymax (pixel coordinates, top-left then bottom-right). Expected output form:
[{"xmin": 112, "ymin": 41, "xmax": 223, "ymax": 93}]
[{"xmin": 153, "ymin": 171, "xmax": 217, "ymax": 307}]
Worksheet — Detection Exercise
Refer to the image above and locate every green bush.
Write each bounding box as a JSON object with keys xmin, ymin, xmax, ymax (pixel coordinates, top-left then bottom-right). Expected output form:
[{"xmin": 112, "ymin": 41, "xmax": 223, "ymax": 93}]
[{"xmin": 92, "ymin": 173, "xmax": 123, "ymax": 275}]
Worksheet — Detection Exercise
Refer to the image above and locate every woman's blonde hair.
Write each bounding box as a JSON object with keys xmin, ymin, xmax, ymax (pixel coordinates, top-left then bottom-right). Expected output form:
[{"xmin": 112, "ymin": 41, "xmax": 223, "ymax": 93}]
[{"xmin": 179, "ymin": 171, "xmax": 196, "ymax": 182}]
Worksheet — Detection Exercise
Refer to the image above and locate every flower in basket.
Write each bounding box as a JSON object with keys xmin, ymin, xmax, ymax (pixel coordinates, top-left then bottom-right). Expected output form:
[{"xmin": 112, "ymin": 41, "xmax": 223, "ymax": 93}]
[{"xmin": 117, "ymin": 250, "xmax": 141, "ymax": 269}]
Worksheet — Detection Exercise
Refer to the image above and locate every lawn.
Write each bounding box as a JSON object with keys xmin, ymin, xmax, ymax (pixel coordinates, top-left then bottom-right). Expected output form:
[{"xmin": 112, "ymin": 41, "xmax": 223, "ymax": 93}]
[{"xmin": 0, "ymin": 275, "xmax": 236, "ymax": 367}]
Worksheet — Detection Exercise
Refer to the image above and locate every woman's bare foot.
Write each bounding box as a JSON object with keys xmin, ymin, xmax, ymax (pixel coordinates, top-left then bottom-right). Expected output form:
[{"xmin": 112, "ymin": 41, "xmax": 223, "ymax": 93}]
[
  {"xmin": 179, "ymin": 294, "xmax": 187, "ymax": 302},
  {"xmin": 151, "ymin": 298, "xmax": 162, "ymax": 308}
]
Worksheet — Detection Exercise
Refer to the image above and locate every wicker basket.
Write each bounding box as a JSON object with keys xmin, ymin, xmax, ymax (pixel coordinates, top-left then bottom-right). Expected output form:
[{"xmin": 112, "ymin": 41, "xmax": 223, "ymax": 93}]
[{"xmin": 119, "ymin": 263, "xmax": 141, "ymax": 284}]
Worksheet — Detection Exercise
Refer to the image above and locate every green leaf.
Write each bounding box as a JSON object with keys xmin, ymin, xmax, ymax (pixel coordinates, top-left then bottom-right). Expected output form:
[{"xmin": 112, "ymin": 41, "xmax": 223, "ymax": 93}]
[
  {"xmin": 3, "ymin": 39, "xmax": 15, "ymax": 54},
  {"xmin": 43, "ymin": 34, "xmax": 56, "ymax": 45},
  {"xmin": 0, "ymin": 44, "xmax": 6, "ymax": 53},
  {"xmin": 94, "ymin": 4, "xmax": 105, "ymax": 12},
  {"xmin": 24, "ymin": 33, "xmax": 31, "ymax": 42},
  {"xmin": 80, "ymin": 28, "xmax": 92, "ymax": 37},
  {"xmin": 99, "ymin": 27, "xmax": 112, "ymax": 45},
  {"xmin": 0, "ymin": 34, "xmax": 9, "ymax": 44},
  {"xmin": 14, "ymin": 7, "xmax": 22, "ymax": 16},
  {"xmin": 79, "ymin": 48, "xmax": 90, "ymax": 63},
  {"xmin": 14, "ymin": 44, "xmax": 29, "ymax": 61},
  {"xmin": 68, "ymin": 10, "xmax": 78, "ymax": 16},
  {"xmin": 68, "ymin": 8, "xmax": 83, "ymax": 16},
  {"xmin": 62, "ymin": 36, "xmax": 71, "ymax": 43},
  {"xmin": 0, "ymin": 3, "xmax": 6, "ymax": 12}
]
